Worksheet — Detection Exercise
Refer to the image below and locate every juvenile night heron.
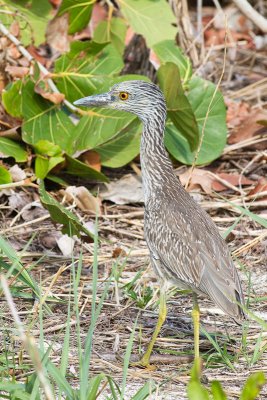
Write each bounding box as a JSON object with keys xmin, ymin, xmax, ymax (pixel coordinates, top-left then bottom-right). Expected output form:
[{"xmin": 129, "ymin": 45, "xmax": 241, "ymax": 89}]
[{"xmin": 74, "ymin": 81, "xmax": 245, "ymax": 369}]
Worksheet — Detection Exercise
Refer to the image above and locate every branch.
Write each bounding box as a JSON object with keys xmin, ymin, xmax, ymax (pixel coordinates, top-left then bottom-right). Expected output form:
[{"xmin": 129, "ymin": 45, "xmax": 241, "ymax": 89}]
[{"xmin": 232, "ymin": 0, "xmax": 267, "ymax": 33}]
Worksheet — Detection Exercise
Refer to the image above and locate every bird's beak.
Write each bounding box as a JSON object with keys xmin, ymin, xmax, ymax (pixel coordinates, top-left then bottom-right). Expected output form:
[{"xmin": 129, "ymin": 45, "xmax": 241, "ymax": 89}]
[{"xmin": 73, "ymin": 93, "xmax": 112, "ymax": 107}]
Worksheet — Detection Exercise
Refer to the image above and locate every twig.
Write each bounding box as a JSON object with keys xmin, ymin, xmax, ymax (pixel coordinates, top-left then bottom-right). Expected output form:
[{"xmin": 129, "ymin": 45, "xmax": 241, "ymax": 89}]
[{"xmin": 232, "ymin": 0, "xmax": 267, "ymax": 32}]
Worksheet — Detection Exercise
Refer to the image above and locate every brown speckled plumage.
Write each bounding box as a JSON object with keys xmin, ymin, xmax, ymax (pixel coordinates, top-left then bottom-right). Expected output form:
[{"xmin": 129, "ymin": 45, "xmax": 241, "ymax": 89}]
[{"xmin": 74, "ymin": 80, "xmax": 245, "ymax": 321}]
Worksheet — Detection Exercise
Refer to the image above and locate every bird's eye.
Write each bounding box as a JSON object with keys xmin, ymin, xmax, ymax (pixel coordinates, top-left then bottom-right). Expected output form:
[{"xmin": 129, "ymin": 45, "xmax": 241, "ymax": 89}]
[{"xmin": 119, "ymin": 92, "xmax": 129, "ymax": 100}]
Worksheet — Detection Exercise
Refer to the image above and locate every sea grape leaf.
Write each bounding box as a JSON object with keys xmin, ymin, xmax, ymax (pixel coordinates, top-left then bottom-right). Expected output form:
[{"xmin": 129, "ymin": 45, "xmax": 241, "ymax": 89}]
[
  {"xmin": 94, "ymin": 17, "xmax": 127, "ymax": 55},
  {"xmin": 54, "ymin": 44, "xmax": 123, "ymax": 102},
  {"xmin": 95, "ymin": 120, "xmax": 141, "ymax": 168},
  {"xmin": 153, "ymin": 40, "xmax": 192, "ymax": 82},
  {"xmin": 165, "ymin": 76, "xmax": 227, "ymax": 165},
  {"xmin": 21, "ymin": 80, "xmax": 75, "ymax": 153},
  {"xmin": 2, "ymin": 80, "xmax": 23, "ymax": 118},
  {"xmin": 39, "ymin": 180, "xmax": 94, "ymax": 238},
  {"xmin": 35, "ymin": 155, "xmax": 65, "ymax": 179},
  {"xmin": 0, "ymin": 166, "xmax": 12, "ymax": 184},
  {"xmin": 65, "ymin": 155, "xmax": 108, "ymax": 182},
  {"xmin": 57, "ymin": 0, "xmax": 95, "ymax": 34},
  {"xmin": 0, "ymin": 138, "xmax": 27, "ymax": 162},
  {"xmin": 2, "ymin": 0, "xmax": 53, "ymax": 45},
  {"xmin": 158, "ymin": 62, "xmax": 199, "ymax": 151},
  {"xmin": 72, "ymin": 109, "xmax": 136, "ymax": 152},
  {"xmin": 119, "ymin": 0, "xmax": 176, "ymax": 47}
]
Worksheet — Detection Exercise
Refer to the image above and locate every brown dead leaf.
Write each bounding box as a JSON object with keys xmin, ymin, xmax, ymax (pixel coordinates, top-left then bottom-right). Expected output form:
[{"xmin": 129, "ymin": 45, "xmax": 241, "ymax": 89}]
[
  {"xmin": 179, "ymin": 168, "xmax": 254, "ymax": 194},
  {"xmin": 64, "ymin": 186, "xmax": 101, "ymax": 214},
  {"xmin": 35, "ymin": 81, "xmax": 65, "ymax": 104},
  {"xmin": 112, "ymin": 247, "xmax": 127, "ymax": 258},
  {"xmin": 5, "ymin": 66, "xmax": 29, "ymax": 78},
  {"xmin": 100, "ymin": 174, "xmax": 143, "ymax": 204},
  {"xmin": 80, "ymin": 150, "xmax": 101, "ymax": 172},
  {"xmin": 212, "ymin": 173, "xmax": 254, "ymax": 191},
  {"xmin": 226, "ymin": 99, "xmax": 250, "ymax": 128},
  {"xmin": 249, "ymin": 178, "xmax": 267, "ymax": 197},
  {"xmin": 179, "ymin": 169, "xmax": 214, "ymax": 194},
  {"xmin": 228, "ymin": 109, "xmax": 267, "ymax": 147},
  {"xmin": 46, "ymin": 13, "xmax": 70, "ymax": 53},
  {"xmin": 9, "ymin": 21, "xmax": 20, "ymax": 37}
]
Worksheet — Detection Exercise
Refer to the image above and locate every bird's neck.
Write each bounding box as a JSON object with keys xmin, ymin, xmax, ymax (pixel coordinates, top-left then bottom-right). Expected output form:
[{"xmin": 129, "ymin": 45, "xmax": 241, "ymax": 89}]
[{"xmin": 140, "ymin": 118, "xmax": 177, "ymax": 204}]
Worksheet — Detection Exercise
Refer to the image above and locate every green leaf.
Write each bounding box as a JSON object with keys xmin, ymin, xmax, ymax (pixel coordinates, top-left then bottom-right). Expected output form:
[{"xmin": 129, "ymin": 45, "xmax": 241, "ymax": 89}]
[
  {"xmin": 211, "ymin": 381, "xmax": 227, "ymax": 400},
  {"xmin": 0, "ymin": 138, "xmax": 27, "ymax": 162},
  {"xmin": 34, "ymin": 140, "xmax": 62, "ymax": 156},
  {"xmin": 165, "ymin": 76, "xmax": 227, "ymax": 165},
  {"xmin": 95, "ymin": 120, "xmax": 141, "ymax": 168},
  {"xmin": 94, "ymin": 17, "xmax": 127, "ymax": 54},
  {"xmin": 119, "ymin": 0, "xmax": 176, "ymax": 47},
  {"xmin": 35, "ymin": 155, "xmax": 64, "ymax": 179},
  {"xmin": 2, "ymin": 80, "xmax": 23, "ymax": 118},
  {"xmin": 2, "ymin": 0, "xmax": 53, "ymax": 45},
  {"xmin": 131, "ymin": 380, "xmax": 156, "ymax": 400},
  {"xmin": 58, "ymin": 0, "xmax": 95, "ymax": 34},
  {"xmin": 153, "ymin": 40, "xmax": 192, "ymax": 82},
  {"xmin": 65, "ymin": 155, "xmax": 108, "ymax": 181},
  {"xmin": 240, "ymin": 372, "xmax": 265, "ymax": 400},
  {"xmin": 39, "ymin": 180, "xmax": 94, "ymax": 238},
  {"xmin": 187, "ymin": 381, "xmax": 210, "ymax": 400},
  {"xmin": 158, "ymin": 62, "xmax": 199, "ymax": 151},
  {"xmin": 0, "ymin": 165, "xmax": 12, "ymax": 184},
  {"xmin": 21, "ymin": 80, "xmax": 75, "ymax": 153},
  {"xmin": 54, "ymin": 44, "xmax": 123, "ymax": 102},
  {"xmin": 67, "ymin": 40, "xmax": 108, "ymax": 58}
]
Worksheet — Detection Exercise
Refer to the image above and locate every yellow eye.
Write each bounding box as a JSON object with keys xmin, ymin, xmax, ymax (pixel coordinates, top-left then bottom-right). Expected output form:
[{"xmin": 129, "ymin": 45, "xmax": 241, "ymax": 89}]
[{"xmin": 119, "ymin": 92, "xmax": 129, "ymax": 100}]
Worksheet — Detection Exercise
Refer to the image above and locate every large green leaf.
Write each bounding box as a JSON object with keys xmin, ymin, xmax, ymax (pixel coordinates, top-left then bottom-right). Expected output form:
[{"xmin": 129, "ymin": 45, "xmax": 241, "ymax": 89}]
[
  {"xmin": 54, "ymin": 44, "xmax": 123, "ymax": 102},
  {"xmin": 2, "ymin": 0, "xmax": 53, "ymax": 45},
  {"xmin": 2, "ymin": 80, "xmax": 23, "ymax": 118},
  {"xmin": 119, "ymin": 0, "xmax": 176, "ymax": 47},
  {"xmin": 58, "ymin": 0, "xmax": 95, "ymax": 34},
  {"xmin": 165, "ymin": 76, "xmax": 227, "ymax": 165},
  {"xmin": 158, "ymin": 62, "xmax": 199, "ymax": 151},
  {"xmin": 95, "ymin": 120, "xmax": 141, "ymax": 168},
  {"xmin": 0, "ymin": 138, "xmax": 27, "ymax": 162},
  {"xmin": 94, "ymin": 17, "xmax": 127, "ymax": 55},
  {"xmin": 153, "ymin": 40, "xmax": 192, "ymax": 82},
  {"xmin": 65, "ymin": 155, "xmax": 108, "ymax": 182},
  {"xmin": 20, "ymin": 81, "xmax": 75, "ymax": 153},
  {"xmin": 72, "ymin": 109, "xmax": 136, "ymax": 152},
  {"xmin": 39, "ymin": 180, "xmax": 94, "ymax": 238},
  {"xmin": 0, "ymin": 166, "xmax": 12, "ymax": 184}
]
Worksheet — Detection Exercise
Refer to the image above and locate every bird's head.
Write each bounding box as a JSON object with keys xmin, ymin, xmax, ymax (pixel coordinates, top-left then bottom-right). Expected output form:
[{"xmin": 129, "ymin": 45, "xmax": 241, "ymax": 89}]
[{"xmin": 73, "ymin": 80, "xmax": 166, "ymax": 124}]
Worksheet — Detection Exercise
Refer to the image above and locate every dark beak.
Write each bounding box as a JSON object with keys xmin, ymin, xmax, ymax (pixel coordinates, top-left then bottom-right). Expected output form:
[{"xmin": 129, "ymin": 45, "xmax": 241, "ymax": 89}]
[{"xmin": 73, "ymin": 93, "xmax": 112, "ymax": 107}]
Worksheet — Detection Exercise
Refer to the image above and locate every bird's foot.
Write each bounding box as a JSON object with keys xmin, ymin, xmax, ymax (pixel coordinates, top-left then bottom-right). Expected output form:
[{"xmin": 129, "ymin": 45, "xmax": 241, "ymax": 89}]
[{"xmin": 131, "ymin": 355, "xmax": 157, "ymax": 371}]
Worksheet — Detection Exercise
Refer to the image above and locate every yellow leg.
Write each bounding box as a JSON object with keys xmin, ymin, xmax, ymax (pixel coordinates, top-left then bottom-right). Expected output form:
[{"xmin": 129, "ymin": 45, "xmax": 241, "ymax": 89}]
[
  {"xmin": 192, "ymin": 293, "xmax": 201, "ymax": 376},
  {"xmin": 139, "ymin": 290, "xmax": 167, "ymax": 368}
]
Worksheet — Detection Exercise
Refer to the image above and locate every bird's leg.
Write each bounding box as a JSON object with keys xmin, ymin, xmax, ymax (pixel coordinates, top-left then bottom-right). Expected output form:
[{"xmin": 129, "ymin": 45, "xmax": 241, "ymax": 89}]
[
  {"xmin": 192, "ymin": 293, "xmax": 201, "ymax": 376},
  {"xmin": 138, "ymin": 290, "xmax": 167, "ymax": 369}
]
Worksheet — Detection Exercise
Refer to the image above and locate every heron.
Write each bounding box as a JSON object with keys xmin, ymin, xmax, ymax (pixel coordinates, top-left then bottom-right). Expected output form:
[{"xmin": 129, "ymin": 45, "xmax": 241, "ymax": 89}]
[{"xmin": 74, "ymin": 80, "xmax": 245, "ymax": 370}]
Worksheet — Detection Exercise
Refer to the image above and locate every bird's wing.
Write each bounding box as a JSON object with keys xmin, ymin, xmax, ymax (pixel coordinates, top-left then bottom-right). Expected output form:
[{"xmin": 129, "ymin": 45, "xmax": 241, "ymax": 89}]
[{"xmin": 145, "ymin": 199, "xmax": 244, "ymax": 319}]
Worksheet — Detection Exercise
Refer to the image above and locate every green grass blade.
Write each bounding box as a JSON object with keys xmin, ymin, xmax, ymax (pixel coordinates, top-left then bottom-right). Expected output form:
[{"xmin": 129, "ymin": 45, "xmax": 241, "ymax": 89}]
[
  {"xmin": 121, "ymin": 315, "xmax": 139, "ymax": 399},
  {"xmin": 240, "ymin": 372, "xmax": 265, "ymax": 400},
  {"xmin": 47, "ymin": 361, "xmax": 75, "ymax": 399},
  {"xmin": 131, "ymin": 380, "xmax": 156, "ymax": 400},
  {"xmin": 86, "ymin": 373, "xmax": 106, "ymax": 400}
]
